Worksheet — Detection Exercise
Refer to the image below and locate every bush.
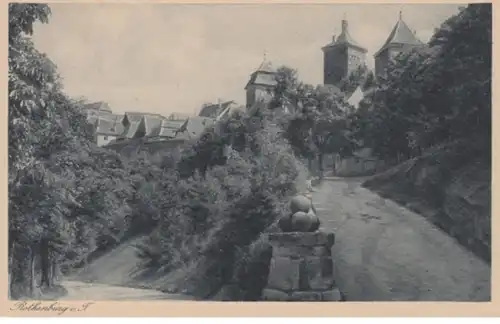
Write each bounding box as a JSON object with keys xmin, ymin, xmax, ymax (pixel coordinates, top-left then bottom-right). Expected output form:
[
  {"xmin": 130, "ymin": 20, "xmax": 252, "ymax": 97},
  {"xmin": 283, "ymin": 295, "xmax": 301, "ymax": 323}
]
[{"xmin": 134, "ymin": 111, "xmax": 308, "ymax": 299}]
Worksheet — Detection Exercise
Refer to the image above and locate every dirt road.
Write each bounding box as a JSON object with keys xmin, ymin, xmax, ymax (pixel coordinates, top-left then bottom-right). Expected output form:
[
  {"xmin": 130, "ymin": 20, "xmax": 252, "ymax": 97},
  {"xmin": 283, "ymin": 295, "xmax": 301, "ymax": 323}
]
[
  {"xmin": 59, "ymin": 281, "xmax": 194, "ymax": 300},
  {"xmin": 312, "ymin": 177, "xmax": 490, "ymax": 301}
]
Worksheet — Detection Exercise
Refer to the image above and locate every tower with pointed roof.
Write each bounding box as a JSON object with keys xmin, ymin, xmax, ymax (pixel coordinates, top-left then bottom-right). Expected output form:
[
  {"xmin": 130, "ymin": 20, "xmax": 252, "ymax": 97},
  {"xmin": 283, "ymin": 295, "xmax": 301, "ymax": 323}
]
[
  {"xmin": 322, "ymin": 18, "xmax": 367, "ymax": 87},
  {"xmin": 244, "ymin": 56, "xmax": 277, "ymax": 110},
  {"xmin": 374, "ymin": 11, "xmax": 424, "ymax": 77}
]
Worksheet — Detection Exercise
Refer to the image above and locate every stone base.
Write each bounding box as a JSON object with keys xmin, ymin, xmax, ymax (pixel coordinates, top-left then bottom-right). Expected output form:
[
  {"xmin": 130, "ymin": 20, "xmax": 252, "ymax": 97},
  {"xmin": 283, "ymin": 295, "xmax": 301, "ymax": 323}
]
[
  {"xmin": 267, "ymin": 231, "xmax": 335, "ymax": 248},
  {"xmin": 262, "ymin": 230, "xmax": 343, "ymax": 302}
]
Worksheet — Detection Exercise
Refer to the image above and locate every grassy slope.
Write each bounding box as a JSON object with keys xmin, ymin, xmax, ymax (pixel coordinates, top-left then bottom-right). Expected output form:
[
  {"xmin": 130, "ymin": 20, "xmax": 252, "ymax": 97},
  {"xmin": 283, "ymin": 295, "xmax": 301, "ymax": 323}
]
[
  {"xmin": 362, "ymin": 139, "xmax": 491, "ymax": 263},
  {"xmin": 68, "ymin": 236, "xmax": 200, "ymax": 298}
]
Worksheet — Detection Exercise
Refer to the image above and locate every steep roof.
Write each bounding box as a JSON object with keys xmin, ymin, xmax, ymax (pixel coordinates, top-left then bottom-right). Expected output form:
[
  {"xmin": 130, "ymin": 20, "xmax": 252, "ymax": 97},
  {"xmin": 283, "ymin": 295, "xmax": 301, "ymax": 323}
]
[
  {"xmin": 176, "ymin": 116, "xmax": 214, "ymax": 140},
  {"xmin": 255, "ymin": 59, "xmax": 275, "ymax": 74},
  {"xmin": 149, "ymin": 119, "xmax": 185, "ymax": 138},
  {"xmin": 96, "ymin": 114, "xmax": 125, "ymax": 136},
  {"xmin": 245, "ymin": 58, "xmax": 278, "ymax": 90},
  {"xmin": 322, "ymin": 19, "xmax": 367, "ymax": 53},
  {"xmin": 198, "ymin": 100, "xmax": 235, "ymax": 119},
  {"xmin": 143, "ymin": 115, "xmax": 164, "ymax": 136},
  {"xmin": 374, "ymin": 14, "xmax": 423, "ymax": 57}
]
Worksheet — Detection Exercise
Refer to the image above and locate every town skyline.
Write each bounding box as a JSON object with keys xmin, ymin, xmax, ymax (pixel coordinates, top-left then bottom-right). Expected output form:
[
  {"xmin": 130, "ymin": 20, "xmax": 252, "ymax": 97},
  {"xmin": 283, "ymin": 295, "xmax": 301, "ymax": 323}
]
[{"xmin": 32, "ymin": 3, "xmax": 461, "ymax": 116}]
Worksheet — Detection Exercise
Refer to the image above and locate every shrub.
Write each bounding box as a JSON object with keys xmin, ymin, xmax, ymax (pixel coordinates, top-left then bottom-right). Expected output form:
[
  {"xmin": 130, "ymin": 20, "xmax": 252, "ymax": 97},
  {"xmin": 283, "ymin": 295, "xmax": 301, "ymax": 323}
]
[{"xmin": 134, "ymin": 111, "xmax": 307, "ymax": 299}]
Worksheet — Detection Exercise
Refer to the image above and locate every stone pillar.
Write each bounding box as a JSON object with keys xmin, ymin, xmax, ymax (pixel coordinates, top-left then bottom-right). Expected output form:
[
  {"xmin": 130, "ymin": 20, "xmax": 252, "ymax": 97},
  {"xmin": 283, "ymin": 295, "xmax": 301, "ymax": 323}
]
[{"xmin": 262, "ymin": 230, "xmax": 342, "ymax": 301}]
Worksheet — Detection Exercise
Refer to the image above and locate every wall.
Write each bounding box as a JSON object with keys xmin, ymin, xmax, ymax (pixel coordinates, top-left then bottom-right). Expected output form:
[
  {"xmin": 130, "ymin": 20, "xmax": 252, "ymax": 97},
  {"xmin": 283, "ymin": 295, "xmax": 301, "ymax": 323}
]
[
  {"xmin": 246, "ymin": 85, "xmax": 274, "ymax": 109},
  {"xmin": 97, "ymin": 134, "xmax": 117, "ymax": 147},
  {"xmin": 323, "ymin": 45, "xmax": 347, "ymax": 85},
  {"xmin": 347, "ymin": 47, "xmax": 366, "ymax": 75},
  {"xmin": 334, "ymin": 148, "xmax": 385, "ymax": 177},
  {"xmin": 374, "ymin": 48, "xmax": 390, "ymax": 78},
  {"xmin": 105, "ymin": 138, "xmax": 187, "ymax": 159},
  {"xmin": 324, "ymin": 45, "xmax": 366, "ymax": 86}
]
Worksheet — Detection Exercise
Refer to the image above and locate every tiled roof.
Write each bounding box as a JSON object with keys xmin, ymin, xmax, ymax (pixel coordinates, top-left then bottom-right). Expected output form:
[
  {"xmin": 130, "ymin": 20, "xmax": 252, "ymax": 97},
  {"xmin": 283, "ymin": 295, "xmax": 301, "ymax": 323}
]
[
  {"xmin": 375, "ymin": 16, "xmax": 423, "ymax": 57},
  {"xmin": 122, "ymin": 120, "xmax": 141, "ymax": 138},
  {"xmin": 245, "ymin": 58, "xmax": 278, "ymax": 90},
  {"xmin": 245, "ymin": 70, "xmax": 277, "ymax": 89},
  {"xmin": 347, "ymin": 86, "xmax": 365, "ymax": 108},
  {"xmin": 198, "ymin": 100, "xmax": 235, "ymax": 119},
  {"xmin": 323, "ymin": 20, "xmax": 367, "ymax": 53},
  {"xmin": 176, "ymin": 116, "xmax": 214, "ymax": 140},
  {"xmin": 143, "ymin": 115, "xmax": 164, "ymax": 136},
  {"xmin": 255, "ymin": 59, "xmax": 276, "ymax": 74},
  {"xmin": 150, "ymin": 119, "xmax": 185, "ymax": 138},
  {"xmin": 96, "ymin": 114, "xmax": 125, "ymax": 136}
]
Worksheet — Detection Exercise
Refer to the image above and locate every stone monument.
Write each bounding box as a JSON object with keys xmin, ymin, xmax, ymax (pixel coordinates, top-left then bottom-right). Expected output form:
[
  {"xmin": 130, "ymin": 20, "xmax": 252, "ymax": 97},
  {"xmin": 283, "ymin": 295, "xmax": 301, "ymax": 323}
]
[{"xmin": 262, "ymin": 194, "xmax": 343, "ymax": 301}]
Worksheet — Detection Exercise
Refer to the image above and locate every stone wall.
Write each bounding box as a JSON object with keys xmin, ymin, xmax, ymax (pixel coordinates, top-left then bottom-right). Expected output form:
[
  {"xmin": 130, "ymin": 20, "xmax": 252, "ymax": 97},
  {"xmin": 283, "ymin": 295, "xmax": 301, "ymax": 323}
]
[{"xmin": 262, "ymin": 231, "xmax": 343, "ymax": 301}]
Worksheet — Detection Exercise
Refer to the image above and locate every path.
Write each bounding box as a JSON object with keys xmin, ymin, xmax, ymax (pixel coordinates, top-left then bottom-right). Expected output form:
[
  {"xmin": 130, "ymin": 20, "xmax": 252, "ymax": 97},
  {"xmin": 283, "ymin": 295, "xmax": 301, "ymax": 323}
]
[
  {"xmin": 58, "ymin": 280, "xmax": 195, "ymax": 300},
  {"xmin": 312, "ymin": 177, "xmax": 491, "ymax": 301}
]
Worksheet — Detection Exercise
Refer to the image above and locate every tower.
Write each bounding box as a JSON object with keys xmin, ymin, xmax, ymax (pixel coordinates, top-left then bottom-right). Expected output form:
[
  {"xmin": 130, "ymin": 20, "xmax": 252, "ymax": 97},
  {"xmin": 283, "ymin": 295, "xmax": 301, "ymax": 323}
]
[
  {"xmin": 322, "ymin": 18, "xmax": 367, "ymax": 86},
  {"xmin": 374, "ymin": 11, "xmax": 424, "ymax": 78},
  {"xmin": 244, "ymin": 55, "xmax": 277, "ymax": 110}
]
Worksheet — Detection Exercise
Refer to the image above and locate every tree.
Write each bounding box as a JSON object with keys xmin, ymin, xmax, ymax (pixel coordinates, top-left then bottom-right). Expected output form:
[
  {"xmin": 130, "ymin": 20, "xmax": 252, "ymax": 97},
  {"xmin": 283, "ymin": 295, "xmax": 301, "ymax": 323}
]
[
  {"xmin": 8, "ymin": 3, "xmax": 136, "ymax": 297},
  {"xmin": 338, "ymin": 64, "xmax": 369, "ymax": 94},
  {"xmin": 348, "ymin": 4, "xmax": 491, "ymax": 164}
]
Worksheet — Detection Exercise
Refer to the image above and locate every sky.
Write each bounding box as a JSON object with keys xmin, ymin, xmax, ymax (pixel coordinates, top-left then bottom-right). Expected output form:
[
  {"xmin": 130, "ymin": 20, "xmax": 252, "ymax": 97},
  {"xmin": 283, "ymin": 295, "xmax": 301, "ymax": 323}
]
[{"xmin": 32, "ymin": 3, "xmax": 461, "ymax": 117}]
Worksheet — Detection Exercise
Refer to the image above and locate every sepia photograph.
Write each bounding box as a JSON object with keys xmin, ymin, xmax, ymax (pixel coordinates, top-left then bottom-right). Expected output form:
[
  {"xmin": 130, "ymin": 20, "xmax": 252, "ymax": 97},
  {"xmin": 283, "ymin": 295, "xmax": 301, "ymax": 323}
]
[{"xmin": 7, "ymin": 1, "xmax": 491, "ymax": 306}]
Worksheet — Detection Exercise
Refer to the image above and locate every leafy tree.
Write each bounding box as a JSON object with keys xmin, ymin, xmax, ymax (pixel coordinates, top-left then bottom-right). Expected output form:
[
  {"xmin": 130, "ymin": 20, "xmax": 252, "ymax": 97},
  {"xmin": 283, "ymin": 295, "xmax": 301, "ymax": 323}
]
[{"xmin": 350, "ymin": 4, "xmax": 491, "ymax": 162}]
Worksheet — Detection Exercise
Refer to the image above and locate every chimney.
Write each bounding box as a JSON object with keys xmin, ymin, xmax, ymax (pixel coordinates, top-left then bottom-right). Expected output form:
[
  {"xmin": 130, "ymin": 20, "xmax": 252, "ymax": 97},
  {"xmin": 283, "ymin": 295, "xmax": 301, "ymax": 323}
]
[
  {"xmin": 332, "ymin": 35, "xmax": 336, "ymax": 43},
  {"xmin": 341, "ymin": 19, "xmax": 348, "ymax": 33}
]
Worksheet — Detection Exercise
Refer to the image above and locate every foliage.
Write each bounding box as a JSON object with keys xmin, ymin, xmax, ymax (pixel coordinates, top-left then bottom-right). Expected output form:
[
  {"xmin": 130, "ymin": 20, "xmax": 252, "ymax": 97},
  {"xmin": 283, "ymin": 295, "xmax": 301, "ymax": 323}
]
[
  {"xmin": 350, "ymin": 4, "xmax": 491, "ymax": 161},
  {"xmin": 8, "ymin": 3, "xmax": 137, "ymax": 297},
  {"xmin": 135, "ymin": 111, "xmax": 307, "ymax": 298},
  {"xmin": 273, "ymin": 67, "xmax": 358, "ymax": 175}
]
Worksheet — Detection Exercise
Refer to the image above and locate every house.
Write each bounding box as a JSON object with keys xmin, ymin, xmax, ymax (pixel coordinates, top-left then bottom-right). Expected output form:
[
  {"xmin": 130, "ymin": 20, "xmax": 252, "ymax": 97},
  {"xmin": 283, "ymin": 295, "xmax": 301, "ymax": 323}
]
[
  {"xmin": 198, "ymin": 99, "xmax": 240, "ymax": 120},
  {"xmin": 118, "ymin": 112, "xmax": 167, "ymax": 139},
  {"xmin": 245, "ymin": 58, "xmax": 277, "ymax": 111},
  {"xmin": 94, "ymin": 114, "xmax": 125, "ymax": 147},
  {"xmin": 175, "ymin": 116, "xmax": 215, "ymax": 141},
  {"xmin": 155, "ymin": 119, "xmax": 187, "ymax": 138}
]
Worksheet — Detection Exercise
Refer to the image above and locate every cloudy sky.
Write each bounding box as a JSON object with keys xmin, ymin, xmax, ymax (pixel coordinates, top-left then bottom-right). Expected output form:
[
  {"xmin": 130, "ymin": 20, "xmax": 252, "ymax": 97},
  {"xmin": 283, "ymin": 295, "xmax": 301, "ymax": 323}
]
[{"xmin": 32, "ymin": 3, "xmax": 461, "ymax": 116}]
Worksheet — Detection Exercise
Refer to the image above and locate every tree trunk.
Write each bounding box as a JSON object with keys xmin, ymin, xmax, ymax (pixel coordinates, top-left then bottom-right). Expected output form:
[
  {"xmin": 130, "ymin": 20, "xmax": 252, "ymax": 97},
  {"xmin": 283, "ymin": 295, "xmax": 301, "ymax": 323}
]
[
  {"xmin": 40, "ymin": 238, "xmax": 50, "ymax": 288},
  {"xmin": 318, "ymin": 153, "xmax": 324, "ymax": 179},
  {"xmin": 307, "ymin": 158, "xmax": 313, "ymax": 174},
  {"xmin": 29, "ymin": 246, "xmax": 36, "ymax": 296},
  {"xmin": 8, "ymin": 240, "xmax": 14, "ymax": 298}
]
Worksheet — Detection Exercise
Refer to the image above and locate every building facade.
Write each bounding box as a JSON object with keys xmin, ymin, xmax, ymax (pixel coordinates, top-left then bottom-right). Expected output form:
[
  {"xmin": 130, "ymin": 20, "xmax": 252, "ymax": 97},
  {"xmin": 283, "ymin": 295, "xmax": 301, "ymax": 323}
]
[
  {"xmin": 322, "ymin": 19, "xmax": 368, "ymax": 87},
  {"xmin": 374, "ymin": 12, "xmax": 424, "ymax": 78},
  {"xmin": 244, "ymin": 59, "xmax": 277, "ymax": 111}
]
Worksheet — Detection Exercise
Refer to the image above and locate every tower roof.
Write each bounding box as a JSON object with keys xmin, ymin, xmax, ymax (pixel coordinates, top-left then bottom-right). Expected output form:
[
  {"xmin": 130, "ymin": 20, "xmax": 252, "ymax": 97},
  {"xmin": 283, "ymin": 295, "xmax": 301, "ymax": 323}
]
[
  {"xmin": 255, "ymin": 58, "xmax": 275, "ymax": 74},
  {"xmin": 323, "ymin": 19, "xmax": 367, "ymax": 53},
  {"xmin": 374, "ymin": 12, "xmax": 423, "ymax": 57},
  {"xmin": 244, "ymin": 57, "xmax": 277, "ymax": 90}
]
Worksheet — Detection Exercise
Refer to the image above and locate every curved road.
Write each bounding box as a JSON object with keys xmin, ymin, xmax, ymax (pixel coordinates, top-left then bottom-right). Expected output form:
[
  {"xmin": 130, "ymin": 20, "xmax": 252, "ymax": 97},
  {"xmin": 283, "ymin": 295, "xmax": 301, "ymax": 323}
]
[
  {"xmin": 312, "ymin": 177, "xmax": 490, "ymax": 301},
  {"xmin": 56, "ymin": 177, "xmax": 490, "ymax": 301},
  {"xmin": 58, "ymin": 281, "xmax": 194, "ymax": 300}
]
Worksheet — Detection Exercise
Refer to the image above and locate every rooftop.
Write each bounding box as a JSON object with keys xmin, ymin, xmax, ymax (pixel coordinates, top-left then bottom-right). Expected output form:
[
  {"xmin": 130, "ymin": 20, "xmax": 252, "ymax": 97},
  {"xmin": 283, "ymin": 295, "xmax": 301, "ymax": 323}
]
[{"xmin": 374, "ymin": 12, "xmax": 423, "ymax": 57}]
